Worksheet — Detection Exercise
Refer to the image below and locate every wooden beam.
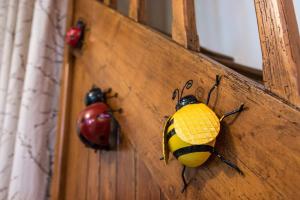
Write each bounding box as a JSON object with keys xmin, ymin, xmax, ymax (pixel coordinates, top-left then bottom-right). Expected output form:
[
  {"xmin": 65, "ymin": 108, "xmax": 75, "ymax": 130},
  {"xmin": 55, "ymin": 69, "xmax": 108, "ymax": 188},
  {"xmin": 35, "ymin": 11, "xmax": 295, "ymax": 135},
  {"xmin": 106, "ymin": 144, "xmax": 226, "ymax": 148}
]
[
  {"xmin": 70, "ymin": 2, "xmax": 300, "ymax": 199},
  {"xmin": 171, "ymin": 0, "xmax": 200, "ymax": 51},
  {"xmin": 254, "ymin": 0, "xmax": 300, "ymax": 106},
  {"xmin": 103, "ymin": 0, "xmax": 117, "ymax": 9},
  {"xmin": 50, "ymin": 0, "xmax": 75, "ymax": 199},
  {"xmin": 129, "ymin": 0, "xmax": 146, "ymax": 22}
]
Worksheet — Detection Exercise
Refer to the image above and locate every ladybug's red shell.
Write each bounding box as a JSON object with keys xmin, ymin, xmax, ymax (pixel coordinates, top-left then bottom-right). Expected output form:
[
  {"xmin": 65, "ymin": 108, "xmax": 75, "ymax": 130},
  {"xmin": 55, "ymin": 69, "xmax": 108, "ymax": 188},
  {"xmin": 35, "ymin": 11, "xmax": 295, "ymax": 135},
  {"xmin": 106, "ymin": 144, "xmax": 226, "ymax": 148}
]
[
  {"xmin": 66, "ymin": 27, "xmax": 82, "ymax": 47},
  {"xmin": 77, "ymin": 102, "xmax": 112, "ymax": 148}
]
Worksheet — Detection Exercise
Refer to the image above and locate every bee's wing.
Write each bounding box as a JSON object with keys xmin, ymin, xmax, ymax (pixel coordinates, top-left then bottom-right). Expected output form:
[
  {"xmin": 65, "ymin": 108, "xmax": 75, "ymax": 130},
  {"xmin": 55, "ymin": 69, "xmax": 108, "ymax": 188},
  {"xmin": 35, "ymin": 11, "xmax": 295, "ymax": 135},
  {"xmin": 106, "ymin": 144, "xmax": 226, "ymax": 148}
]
[{"xmin": 162, "ymin": 117, "xmax": 171, "ymax": 164}]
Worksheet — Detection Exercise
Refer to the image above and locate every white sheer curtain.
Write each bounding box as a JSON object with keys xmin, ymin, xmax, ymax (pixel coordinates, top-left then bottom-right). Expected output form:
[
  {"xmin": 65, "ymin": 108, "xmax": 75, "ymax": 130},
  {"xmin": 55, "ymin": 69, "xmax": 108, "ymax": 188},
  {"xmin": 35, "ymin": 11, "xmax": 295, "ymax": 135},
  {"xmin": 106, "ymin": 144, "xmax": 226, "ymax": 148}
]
[{"xmin": 0, "ymin": 0, "xmax": 67, "ymax": 199}]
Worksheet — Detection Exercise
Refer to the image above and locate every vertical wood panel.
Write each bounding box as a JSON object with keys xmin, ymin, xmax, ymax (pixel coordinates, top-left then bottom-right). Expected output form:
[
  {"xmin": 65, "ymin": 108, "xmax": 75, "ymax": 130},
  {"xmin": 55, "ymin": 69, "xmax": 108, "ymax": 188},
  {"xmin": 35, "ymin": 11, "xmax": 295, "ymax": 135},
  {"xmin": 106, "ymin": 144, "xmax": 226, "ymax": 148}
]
[
  {"xmin": 129, "ymin": 0, "xmax": 146, "ymax": 22},
  {"xmin": 99, "ymin": 150, "xmax": 117, "ymax": 200},
  {"xmin": 172, "ymin": 0, "xmax": 200, "ymax": 51},
  {"xmin": 136, "ymin": 155, "xmax": 161, "ymax": 200},
  {"xmin": 116, "ymin": 137, "xmax": 136, "ymax": 200},
  {"xmin": 86, "ymin": 151, "xmax": 100, "ymax": 200},
  {"xmin": 254, "ymin": 0, "xmax": 300, "ymax": 106},
  {"xmin": 62, "ymin": 62, "xmax": 90, "ymax": 200},
  {"xmin": 50, "ymin": 0, "xmax": 75, "ymax": 198},
  {"xmin": 103, "ymin": 0, "xmax": 117, "ymax": 9}
]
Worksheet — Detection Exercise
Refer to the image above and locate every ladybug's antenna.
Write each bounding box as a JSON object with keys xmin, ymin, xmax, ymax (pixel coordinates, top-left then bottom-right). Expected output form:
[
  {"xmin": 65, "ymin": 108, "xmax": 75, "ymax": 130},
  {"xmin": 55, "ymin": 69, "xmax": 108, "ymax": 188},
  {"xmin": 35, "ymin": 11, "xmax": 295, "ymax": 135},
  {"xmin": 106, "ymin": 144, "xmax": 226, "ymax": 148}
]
[
  {"xmin": 180, "ymin": 80, "xmax": 193, "ymax": 99},
  {"xmin": 172, "ymin": 88, "xmax": 180, "ymax": 103}
]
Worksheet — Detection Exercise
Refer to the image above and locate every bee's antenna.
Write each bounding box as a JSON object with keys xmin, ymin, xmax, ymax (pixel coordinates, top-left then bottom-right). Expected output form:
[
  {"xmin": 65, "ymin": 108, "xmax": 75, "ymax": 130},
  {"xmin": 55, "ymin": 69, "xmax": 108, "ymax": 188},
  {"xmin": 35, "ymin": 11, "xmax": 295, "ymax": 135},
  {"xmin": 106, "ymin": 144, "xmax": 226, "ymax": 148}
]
[
  {"xmin": 180, "ymin": 80, "xmax": 193, "ymax": 99},
  {"xmin": 172, "ymin": 88, "xmax": 180, "ymax": 104}
]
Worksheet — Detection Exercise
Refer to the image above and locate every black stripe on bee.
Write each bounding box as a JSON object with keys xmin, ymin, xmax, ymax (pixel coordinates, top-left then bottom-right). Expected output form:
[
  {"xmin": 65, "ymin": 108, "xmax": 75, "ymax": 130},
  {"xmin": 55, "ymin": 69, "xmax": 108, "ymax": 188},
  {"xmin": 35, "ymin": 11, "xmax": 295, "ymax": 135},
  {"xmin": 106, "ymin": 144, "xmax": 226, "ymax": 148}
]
[
  {"xmin": 166, "ymin": 128, "xmax": 176, "ymax": 142},
  {"xmin": 173, "ymin": 145, "xmax": 214, "ymax": 159},
  {"xmin": 166, "ymin": 118, "xmax": 174, "ymax": 127}
]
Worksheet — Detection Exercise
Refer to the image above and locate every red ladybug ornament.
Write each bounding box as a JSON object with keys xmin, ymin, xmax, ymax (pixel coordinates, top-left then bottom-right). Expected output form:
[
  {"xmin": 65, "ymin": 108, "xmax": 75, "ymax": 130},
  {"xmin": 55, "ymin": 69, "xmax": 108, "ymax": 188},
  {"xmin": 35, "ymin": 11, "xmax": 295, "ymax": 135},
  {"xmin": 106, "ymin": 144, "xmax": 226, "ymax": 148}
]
[
  {"xmin": 66, "ymin": 20, "xmax": 85, "ymax": 48},
  {"xmin": 77, "ymin": 86, "xmax": 121, "ymax": 150}
]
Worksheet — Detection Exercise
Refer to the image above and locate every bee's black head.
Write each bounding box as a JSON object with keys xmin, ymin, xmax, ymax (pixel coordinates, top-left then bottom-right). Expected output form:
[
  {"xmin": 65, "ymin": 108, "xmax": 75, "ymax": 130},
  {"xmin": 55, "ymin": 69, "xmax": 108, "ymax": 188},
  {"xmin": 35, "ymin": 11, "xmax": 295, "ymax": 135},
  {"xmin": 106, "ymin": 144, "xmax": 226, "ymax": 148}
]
[
  {"xmin": 85, "ymin": 86, "xmax": 106, "ymax": 106},
  {"xmin": 176, "ymin": 95, "xmax": 199, "ymax": 110},
  {"xmin": 172, "ymin": 80, "xmax": 198, "ymax": 110}
]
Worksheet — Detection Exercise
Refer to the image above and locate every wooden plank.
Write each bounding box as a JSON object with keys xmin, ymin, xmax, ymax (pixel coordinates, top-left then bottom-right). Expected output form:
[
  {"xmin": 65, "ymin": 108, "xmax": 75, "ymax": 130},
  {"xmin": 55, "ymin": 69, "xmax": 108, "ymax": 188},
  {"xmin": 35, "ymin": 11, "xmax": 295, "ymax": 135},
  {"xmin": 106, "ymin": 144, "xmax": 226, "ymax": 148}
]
[
  {"xmin": 116, "ymin": 137, "xmax": 136, "ymax": 200},
  {"xmin": 136, "ymin": 155, "xmax": 161, "ymax": 200},
  {"xmin": 171, "ymin": 0, "xmax": 200, "ymax": 51},
  {"xmin": 129, "ymin": 0, "xmax": 146, "ymax": 22},
  {"xmin": 254, "ymin": 0, "xmax": 300, "ymax": 106},
  {"xmin": 103, "ymin": 0, "xmax": 117, "ymax": 9},
  {"xmin": 50, "ymin": 61, "xmax": 74, "ymax": 200},
  {"xmin": 210, "ymin": 56, "xmax": 263, "ymax": 82},
  {"xmin": 73, "ymin": 2, "xmax": 300, "ymax": 199},
  {"xmin": 50, "ymin": 0, "xmax": 75, "ymax": 198},
  {"xmin": 99, "ymin": 150, "xmax": 117, "ymax": 200},
  {"xmin": 86, "ymin": 151, "xmax": 100, "ymax": 200},
  {"xmin": 199, "ymin": 48, "xmax": 262, "ymax": 82},
  {"xmin": 61, "ymin": 61, "xmax": 91, "ymax": 200}
]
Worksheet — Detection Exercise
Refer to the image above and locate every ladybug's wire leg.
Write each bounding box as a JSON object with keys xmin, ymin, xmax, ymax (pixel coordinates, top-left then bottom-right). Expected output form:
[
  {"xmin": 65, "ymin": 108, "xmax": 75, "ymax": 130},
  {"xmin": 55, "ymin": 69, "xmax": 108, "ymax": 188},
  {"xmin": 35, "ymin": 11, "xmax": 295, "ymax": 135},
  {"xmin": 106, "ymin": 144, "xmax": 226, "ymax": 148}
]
[
  {"xmin": 104, "ymin": 88, "xmax": 112, "ymax": 94},
  {"xmin": 206, "ymin": 75, "xmax": 221, "ymax": 105},
  {"xmin": 106, "ymin": 93, "xmax": 118, "ymax": 99},
  {"xmin": 220, "ymin": 104, "xmax": 244, "ymax": 122},
  {"xmin": 212, "ymin": 149, "xmax": 244, "ymax": 175},
  {"xmin": 181, "ymin": 166, "xmax": 188, "ymax": 193},
  {"xmin": 111, "ymin": 108, "xmax": 123, "ymax": 113}
]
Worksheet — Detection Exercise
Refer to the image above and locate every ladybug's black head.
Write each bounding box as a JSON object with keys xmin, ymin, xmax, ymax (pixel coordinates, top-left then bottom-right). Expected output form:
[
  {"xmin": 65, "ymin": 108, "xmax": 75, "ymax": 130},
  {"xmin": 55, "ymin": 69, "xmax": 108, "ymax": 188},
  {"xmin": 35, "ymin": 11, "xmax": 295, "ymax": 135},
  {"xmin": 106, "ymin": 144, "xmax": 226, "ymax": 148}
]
[
  {"xmin": 85, "ymin": 86, "xmax": 106, "ymax": 106},
  {"xmin": 172, "ymin": 80, "xmax": 198, "ymax": 110}
]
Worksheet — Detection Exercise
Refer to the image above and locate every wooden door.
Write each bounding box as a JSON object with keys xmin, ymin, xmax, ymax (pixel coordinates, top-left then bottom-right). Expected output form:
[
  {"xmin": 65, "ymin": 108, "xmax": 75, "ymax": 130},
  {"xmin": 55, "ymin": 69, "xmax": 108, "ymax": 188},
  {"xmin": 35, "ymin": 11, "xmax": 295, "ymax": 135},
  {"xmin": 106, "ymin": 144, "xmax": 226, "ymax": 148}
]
[
  {"xmin": 51, "ymin": 0, "xmax": 300, "ymax": 199},
  {"xmin": 51, "ymin": 60, "xmax": 164, "ymax": 200}
]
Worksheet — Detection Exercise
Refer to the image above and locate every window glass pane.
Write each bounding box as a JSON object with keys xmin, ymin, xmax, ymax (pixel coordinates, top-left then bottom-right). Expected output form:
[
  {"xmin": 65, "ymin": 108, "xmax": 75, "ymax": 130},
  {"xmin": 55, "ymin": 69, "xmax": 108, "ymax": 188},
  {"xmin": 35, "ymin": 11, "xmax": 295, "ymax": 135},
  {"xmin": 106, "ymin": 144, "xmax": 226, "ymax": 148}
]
[
  {"xmin": 293, "ymin": 0, "xmax": 300, "ymax": 31},
  {"xmin": 195, "ymin": 0, "xmax": 262, "ymax": 69},
  {"xmin": 145, "ymin": 0, "xmax": 172, "ymax": 35},
  {"xmin": 117, "ymin": 0, "xmax": 129, "ymax": 16}
]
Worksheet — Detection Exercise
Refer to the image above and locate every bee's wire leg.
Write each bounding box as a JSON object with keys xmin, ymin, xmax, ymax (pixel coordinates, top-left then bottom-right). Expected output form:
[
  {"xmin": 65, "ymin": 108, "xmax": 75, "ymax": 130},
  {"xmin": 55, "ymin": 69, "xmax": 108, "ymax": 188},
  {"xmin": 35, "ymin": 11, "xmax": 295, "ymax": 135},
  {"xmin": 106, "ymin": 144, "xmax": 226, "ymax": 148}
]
[
  {"xmin": 181, "ymin": 166, "xmax": 188, "ymax": 193},
  {"xmin": 219, "ymin": 104, "xmax": 244, "ymax": 122},
  {"xmin": 212, "ymin": 149, "xmax": 244, "ymax": 175},
  {"xmin": 206, "ymin": 75, "xmax": 221, "ymax": 105}
]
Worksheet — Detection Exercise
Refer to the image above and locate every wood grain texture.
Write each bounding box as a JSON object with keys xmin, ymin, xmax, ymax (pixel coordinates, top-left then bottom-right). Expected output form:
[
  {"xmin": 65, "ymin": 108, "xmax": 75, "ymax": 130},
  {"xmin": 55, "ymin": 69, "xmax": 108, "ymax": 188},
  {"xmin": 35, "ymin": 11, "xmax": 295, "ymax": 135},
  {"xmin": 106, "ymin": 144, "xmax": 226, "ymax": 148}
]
[
  {"xmin": 129, "ymin": 0, "xmax": 146, "ymax": 22},
  {"xmin": 86, "ymin": 151, "xmax": 100, "ymax": 200},
  {"xmin": 51, "ymin": 57, "xmax": 163, "ymax": 199},
  {"xmin": 136, "ymin": 155, "xmax": 161, "ymax": 200},
  {"xmin": 100, "ymin": 150, "xmax": 117, "ymax": 200},
  {"xmin": 254, "ymin": 0, "xmax": 300, "ymax": 106},
  {"xmin": 60, "ymin": 61, "xmax": 91, "ymax": 200},
  {"xmin": 103, "ymin": 0, "xmax": 117, "ymax": 8},
  {"xmin": 70, "ymin": 1, "xmax": 300, "ymax": 199},
  {"xmin": 50, "ymin": 0, "xmax": 75, "ymax": 198},
  {"xmin": 172, "ymin": 0, "xmax": 200, "ymax": 51},
  {"xmin": 116, "ymin": 137, "xmax": 135, "ymax": 200}
]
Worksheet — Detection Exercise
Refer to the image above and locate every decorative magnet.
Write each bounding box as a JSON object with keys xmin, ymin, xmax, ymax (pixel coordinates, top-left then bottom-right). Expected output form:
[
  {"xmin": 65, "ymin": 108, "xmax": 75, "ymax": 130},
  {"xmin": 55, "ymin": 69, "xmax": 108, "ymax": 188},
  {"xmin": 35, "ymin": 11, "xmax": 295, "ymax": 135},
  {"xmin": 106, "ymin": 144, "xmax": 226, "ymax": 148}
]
[
  {"xmin": 66, "ymin": 20, "xmax": 85, "ymax": 48},
  {"xmin": 77, "ymin": 86, "xmax": 121, "ymax": 150},
  {"xmin": 162, "ymin": 76, "xmax": 244, "ymax": 192}
]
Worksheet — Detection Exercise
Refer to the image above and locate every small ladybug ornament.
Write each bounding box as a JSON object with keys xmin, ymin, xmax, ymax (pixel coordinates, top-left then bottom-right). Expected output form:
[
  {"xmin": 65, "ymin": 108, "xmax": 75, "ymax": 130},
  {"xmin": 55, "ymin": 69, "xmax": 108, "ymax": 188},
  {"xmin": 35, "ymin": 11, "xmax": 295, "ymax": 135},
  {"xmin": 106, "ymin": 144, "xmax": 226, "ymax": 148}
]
[
  {"xmin": 77, "ymin": 86, "xmax": 121, "ymax": 150},
  {"xmin": 162, "ymin": 76, "xmax": 245, "ymax": 192},
  {"xmin": 66, "ymin": 20, "xmax": 85, "ymax": 48}
]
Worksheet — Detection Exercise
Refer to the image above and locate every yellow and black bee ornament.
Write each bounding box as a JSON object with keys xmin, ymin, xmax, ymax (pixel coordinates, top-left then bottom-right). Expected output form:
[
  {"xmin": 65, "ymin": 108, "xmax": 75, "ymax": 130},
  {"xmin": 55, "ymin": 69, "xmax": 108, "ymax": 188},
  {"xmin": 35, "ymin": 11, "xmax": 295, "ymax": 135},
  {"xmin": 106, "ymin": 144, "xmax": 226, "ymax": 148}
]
[{"xmin": 162, "ymin": 76, "xmax": 244, "ymax": 192}]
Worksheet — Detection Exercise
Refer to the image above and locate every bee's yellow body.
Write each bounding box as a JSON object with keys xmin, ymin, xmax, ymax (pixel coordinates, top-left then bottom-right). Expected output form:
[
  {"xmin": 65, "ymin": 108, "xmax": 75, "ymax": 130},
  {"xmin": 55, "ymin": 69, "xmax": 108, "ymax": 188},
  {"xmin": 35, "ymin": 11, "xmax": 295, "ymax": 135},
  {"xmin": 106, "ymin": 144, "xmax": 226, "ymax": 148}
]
[{"xmin": 163, "ymin": 103, "xmax": 220, "ymax": 167}]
